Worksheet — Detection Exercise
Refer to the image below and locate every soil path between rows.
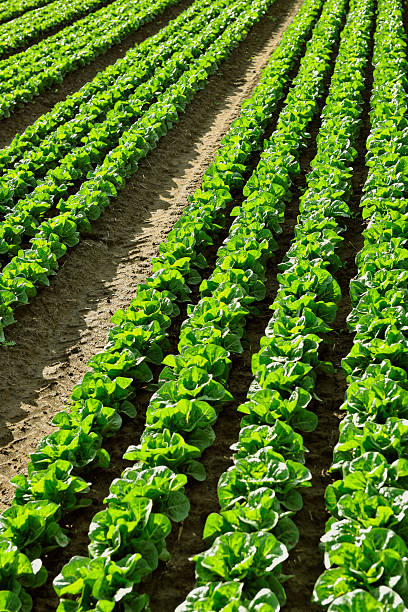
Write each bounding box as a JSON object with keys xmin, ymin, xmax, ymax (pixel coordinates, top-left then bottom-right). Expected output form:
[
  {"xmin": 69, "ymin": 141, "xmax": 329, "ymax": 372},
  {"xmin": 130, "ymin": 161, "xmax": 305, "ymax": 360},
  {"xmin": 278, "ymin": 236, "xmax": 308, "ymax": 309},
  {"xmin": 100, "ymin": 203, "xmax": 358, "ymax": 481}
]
[{"xmin": 0, "ymin": 0, "xmax": 304, "ymax": 509}]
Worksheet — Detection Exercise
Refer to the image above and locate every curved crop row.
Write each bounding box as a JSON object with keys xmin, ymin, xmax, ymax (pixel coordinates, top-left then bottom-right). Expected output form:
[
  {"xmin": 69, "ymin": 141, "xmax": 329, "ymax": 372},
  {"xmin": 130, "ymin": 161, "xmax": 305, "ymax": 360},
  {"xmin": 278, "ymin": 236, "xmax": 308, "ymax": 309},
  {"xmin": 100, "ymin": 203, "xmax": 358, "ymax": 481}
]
[
  {"xmin": 0, "ymin": 0, "xmax": 320, "ymax": 342},
  {"xmin": 0, "ymin": 0, "xmax": 114, "ymax": 59},
  {"xmin": 0, "ymin": 0, "xmax": 326, "ymax": 607},
  {"xmin": 0, "ymin": 0, "xmax": 245, "ymax": 228},
  {"xmin": 0, "ymin": 0, "xmax": 181, "ymax": 118},
  {"xmin": 175, "ymin": 0, "xmax": 374, "ymax": 608},
  {"xmin": 51, "ymin": 1, "xmax": 348, "ymax": 609},
  {"xmin": 313, "ymin": 0, "xmax": 408, "ymax": 608}
]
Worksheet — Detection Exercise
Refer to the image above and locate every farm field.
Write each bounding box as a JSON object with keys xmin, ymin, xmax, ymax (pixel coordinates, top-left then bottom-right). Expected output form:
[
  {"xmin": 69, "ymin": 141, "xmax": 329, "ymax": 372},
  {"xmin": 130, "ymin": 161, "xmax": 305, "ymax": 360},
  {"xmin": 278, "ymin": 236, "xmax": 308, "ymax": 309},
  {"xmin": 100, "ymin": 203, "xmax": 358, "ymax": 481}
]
[{"xmin": 0, "ymin": 0, "xmax": 406, "ymax": 609}]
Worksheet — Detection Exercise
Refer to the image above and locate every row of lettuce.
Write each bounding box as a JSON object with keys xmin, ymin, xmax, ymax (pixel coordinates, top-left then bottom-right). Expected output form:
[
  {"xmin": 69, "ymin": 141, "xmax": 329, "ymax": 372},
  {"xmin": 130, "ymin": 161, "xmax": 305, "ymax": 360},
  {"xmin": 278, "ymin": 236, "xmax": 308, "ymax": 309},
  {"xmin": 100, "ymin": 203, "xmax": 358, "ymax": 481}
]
[
  {"xmin": 0, "ymin": 0, "xmax": 53, "ymax": 26},
  {"xmin": 51, "ymin": 0, "xmax": 351, "ymax": 608},
  {"xmin": 0, "ymin": 0, "xmax": 216, "ymax": 170},
  {"xmin": 0, "ymin": 0, "xmax": 277, "ymax": 344},
  {"xmin": 176, "ymin": 0, "xmax": 377, "ymax": 608},
  {"xmin": 0, "ymin": 0, "xmax": 113, "ymax": 59},
  {"xmin": 0, "ymin": 0, "xmax": 256, "ymax": 236},
  {"xmin": 0, "ymin": 0, "xmax": 181, "ymax": 119},
  {"xmin": 313, "ymin": 0, "xmax": 408, "ymax": 608},
  {"xmin": 0, "ymin": 0, "xmax": 231, "ymax": 205},
  {"xmin": 5, "ymin": 0, "xmax": 405, "ymax": 606},
  {"xmin": 0, "ymin": 0, "xmax": 326, "ymax": 609},
  {"xmin": 0, "ymin": 0, "xmax": 259, "ymax": 236}
]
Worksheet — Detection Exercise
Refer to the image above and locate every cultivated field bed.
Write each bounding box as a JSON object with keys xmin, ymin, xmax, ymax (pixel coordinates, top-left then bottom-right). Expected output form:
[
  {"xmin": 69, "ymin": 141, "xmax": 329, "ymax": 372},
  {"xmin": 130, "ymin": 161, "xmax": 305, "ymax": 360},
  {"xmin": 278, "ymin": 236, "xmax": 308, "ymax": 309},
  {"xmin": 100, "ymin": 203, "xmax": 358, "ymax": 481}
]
[{"xmin": 0, "ymin": 0, "xmax": 406, "ymax": 609}]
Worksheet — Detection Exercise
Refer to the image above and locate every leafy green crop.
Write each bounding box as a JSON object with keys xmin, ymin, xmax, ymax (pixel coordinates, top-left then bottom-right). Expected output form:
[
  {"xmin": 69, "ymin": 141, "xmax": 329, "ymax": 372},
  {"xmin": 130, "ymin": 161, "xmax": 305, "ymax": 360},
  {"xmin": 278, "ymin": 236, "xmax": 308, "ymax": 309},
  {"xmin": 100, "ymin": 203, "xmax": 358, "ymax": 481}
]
[
  {"xmin": 0, "ymin": 0, "xmax": 115, "ymax": 58},
  {"xmin": 313, "ymin": 0, "xmax": 408, "ymax": 607},
  {"xmin": 0, "ymin": 0, "xmax": 182, "ymax": 119},
  {"xmin": 176, "ymin": 0, "xmax": 378, "ymax": 608},
  {"xmin": 0, "ymin": 0, "xmax": 327, "ymax": 606},
  {"xmin": 0, "ymin": 0, "xmax": 300, "ymax": 344},
  {"xmin": 52, "ymin": 0, "xmax": 345, "ymax": 607}
]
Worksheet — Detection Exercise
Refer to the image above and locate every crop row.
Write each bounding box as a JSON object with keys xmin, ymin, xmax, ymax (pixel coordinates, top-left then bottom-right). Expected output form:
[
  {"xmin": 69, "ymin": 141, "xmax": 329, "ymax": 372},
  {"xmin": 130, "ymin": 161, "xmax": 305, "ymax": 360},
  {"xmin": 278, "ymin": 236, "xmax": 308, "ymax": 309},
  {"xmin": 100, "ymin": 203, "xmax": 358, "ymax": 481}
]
[
  {"xmin": 0, "ymin": 0, "xmax": 180, "ymax": 118},
  {"xmin": 176, "ymin": 0, "xmax": 374, "ymax": 608},
  {"xmin": 0, "ymin": 0, "xmax": 229, "ymax": 203},
  {"xmin": 0, "ymin": 0, "xmax": 293, "ymax": 342},
  {"xmin": 0, "ymin": 0, "xmax": 325, "ymax": 607},
  {"xmin": 314, "ymin": 0, "xmax": 408, "ymax": 608},
  {"xmin": 0, "ymin": 0, "xmax": 217, "ymax": 170},
  {"xmin": 0, "ymin": 0, "xmax": 52, "ymax": 26},
  {"xmin": 51, "ymin": 0, "xmax": 349, "ymax": 608},
  {"xmin": 0, "ymin": 0, "xmax": 113, "ymax": 59},
  {"xmin": 0, "ymin": 0, "xmax": 250, "ymax": 229}
]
